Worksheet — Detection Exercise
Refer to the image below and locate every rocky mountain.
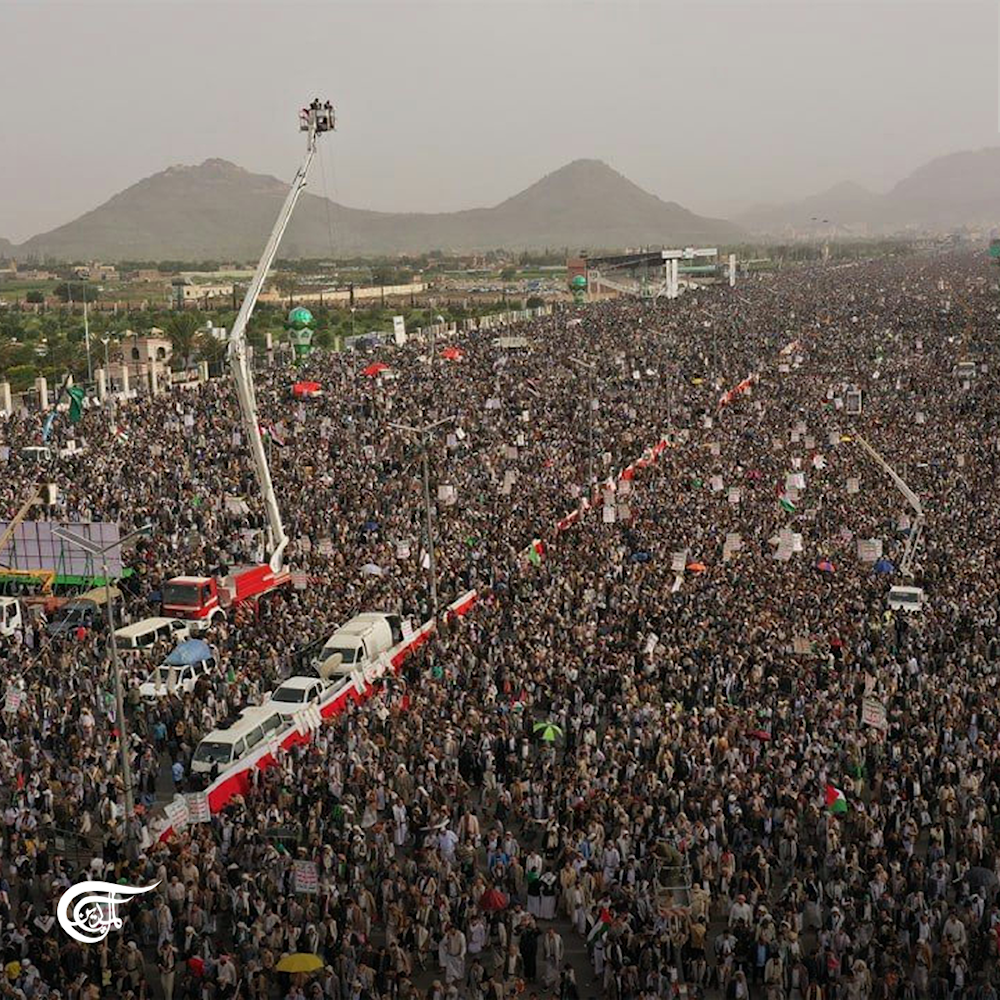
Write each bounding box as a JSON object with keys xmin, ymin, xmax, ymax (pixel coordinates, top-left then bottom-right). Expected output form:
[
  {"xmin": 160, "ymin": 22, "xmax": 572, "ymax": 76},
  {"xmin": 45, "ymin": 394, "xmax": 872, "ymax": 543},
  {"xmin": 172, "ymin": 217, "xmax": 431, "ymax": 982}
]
[
  {"xmin": 737, "ymin": 148, "xmax": 1000, "ymax": 236},
  {"xmin": 9, "ymin": 158, "xmax": 742, "ymax": 261},
  {"xmin": 738, "ymin": 181, "xmax": 879, "ymax": 234}
]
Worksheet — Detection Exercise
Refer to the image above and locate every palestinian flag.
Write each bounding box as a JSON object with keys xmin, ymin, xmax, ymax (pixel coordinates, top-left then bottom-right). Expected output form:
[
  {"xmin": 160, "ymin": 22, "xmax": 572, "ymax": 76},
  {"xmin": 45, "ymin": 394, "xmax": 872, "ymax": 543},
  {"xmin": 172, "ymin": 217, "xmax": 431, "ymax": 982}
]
[
  {"xmin": 587, "ymin": 907, "xmax": 613, "ymax": 945},
  {"xmin": 525, "ymin": 538, "xmax": 544, "ymax": 567},
  {"xmin": 260, "ymin": 423, "xmax": 286, "ymax": 447},
  {"xmin": 780, "ymin": 496, "xmax": 797, "ymax": 514},
  {"xmin": 825, "ymin": 783, "xmax": 848, "ymax": 814},
  {"xmin": 113, "ymin": 425, "xmax": 130, "ymax": 443}
]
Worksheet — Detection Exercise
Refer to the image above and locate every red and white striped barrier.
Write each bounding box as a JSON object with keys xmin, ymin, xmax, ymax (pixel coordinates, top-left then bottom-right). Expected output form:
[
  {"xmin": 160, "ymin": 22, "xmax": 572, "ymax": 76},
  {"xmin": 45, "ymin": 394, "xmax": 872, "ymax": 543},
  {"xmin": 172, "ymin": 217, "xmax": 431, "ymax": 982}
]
[{"xmin": 153, "ymin": 589, "xmax": 478, "ymax": 842}]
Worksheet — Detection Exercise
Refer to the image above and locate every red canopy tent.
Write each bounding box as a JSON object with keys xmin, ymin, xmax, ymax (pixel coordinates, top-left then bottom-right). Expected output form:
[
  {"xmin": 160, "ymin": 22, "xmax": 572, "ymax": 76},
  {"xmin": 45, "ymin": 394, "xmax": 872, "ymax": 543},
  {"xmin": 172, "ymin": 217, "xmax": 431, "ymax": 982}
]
[{"xmin": 362, "ymin": 362, "xmax": 389, "ymax": 377}]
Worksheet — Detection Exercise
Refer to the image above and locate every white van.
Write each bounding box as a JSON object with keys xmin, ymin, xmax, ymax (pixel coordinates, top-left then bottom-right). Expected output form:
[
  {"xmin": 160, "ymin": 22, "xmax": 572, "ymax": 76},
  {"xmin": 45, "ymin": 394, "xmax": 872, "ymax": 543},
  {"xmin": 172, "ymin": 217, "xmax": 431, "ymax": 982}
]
[
  {"xmin": 314, "ymin": 612, "xmax": 403, "ymax": 677},
  {"xmin": 114, "ymin": 617, "xmax": 191, "ymax": 652},
  {"xmin": 888, "ymin": 586, "xmax": 924, "ymax": 612},
  {"xmin": 191, "ymin": 705, "xmax": 290, "ymax": 776}
]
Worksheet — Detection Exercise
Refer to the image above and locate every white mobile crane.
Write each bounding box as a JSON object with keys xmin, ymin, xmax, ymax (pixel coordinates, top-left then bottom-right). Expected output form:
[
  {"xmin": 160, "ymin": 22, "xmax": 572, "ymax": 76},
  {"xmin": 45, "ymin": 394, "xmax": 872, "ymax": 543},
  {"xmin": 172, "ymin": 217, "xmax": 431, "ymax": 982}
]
[
  {"xmin": 162, "ymin": 101, "xmax": 335, "ymax": 626},
  {"xmin": 853, "ymin": 433, "xmax": 924, "ymax": 578},
  {"xmin": 230, "ymin": 98, "xmax": 335, "ymax": 573}
]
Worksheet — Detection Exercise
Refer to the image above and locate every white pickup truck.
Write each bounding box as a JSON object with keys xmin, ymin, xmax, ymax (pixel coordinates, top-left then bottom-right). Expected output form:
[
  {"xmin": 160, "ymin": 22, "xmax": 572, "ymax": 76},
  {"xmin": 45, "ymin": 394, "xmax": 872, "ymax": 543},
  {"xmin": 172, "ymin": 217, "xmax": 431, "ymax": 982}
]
[{"xmin": 139, "ymin": 638, "xmax": 219, "ymax": 701}]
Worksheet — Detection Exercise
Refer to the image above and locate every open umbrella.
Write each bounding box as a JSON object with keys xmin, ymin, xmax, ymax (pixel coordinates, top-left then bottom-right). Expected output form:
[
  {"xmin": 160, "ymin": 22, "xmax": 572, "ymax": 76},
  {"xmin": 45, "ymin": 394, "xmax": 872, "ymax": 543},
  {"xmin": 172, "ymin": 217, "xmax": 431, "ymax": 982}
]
[
  {"xmin": 967, "ymin": 867, "xmax": 999, "ymax": 896},
  {"xmin": 292, "ymin": 381, "xmax": 322, "ymax": 398},
  {"xmin": 441, "ymin": 346, "xmax": 464, "ymax": 361},
  {"xmin": 685, "ymin": 561, "xmax": 706, "ymax": 573},
  {"xmin": 816, "ymin": 559, "xmax": 836, "ymax": 573},
  {"xmin": 873, "ymin": 557, "xmax": 894, "ymax": 575},
  {"xmin": 748, "ymin": 729, "xmax": 772, "ymax": 742},
  {"xmin": 532, "ymin": 721, "xmax": 564, "ymax": 742},
  {"xmin": 362, "ymin": 362, "xmax": 389, "ymax": 377},
  {"xmin": 276, "ymin": 953, "xmax": 324, "ymax": 974},
  {"xmin": 480, "ymin": 887, "xmax": 509, "ymax": 911}
]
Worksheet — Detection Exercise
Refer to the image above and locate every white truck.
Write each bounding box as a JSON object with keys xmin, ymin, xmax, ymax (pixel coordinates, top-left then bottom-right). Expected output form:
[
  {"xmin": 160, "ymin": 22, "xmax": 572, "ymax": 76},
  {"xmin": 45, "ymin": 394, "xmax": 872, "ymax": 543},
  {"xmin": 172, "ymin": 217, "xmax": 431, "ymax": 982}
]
[
  {"xmin": 312, "ymin": 612, "xmax": 404, "ymax": 679},
  {"xmin": 0, "ymin": 597, "xmax": 23, "ymax": 638}
]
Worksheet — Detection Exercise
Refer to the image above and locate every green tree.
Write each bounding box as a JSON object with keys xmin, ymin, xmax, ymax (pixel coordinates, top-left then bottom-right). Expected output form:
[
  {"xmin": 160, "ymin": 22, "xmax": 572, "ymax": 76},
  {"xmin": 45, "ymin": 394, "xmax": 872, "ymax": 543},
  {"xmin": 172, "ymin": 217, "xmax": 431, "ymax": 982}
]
[
  {"xmin": 273, "ymin": 272, "xmax": 298, "ymax": 307},
  {"xmin": 372, "ymin": 264, "xmax": 396, "ymax": 286},
  {"xmin": 25, "ymin": 291, "xmax": 44, "ymax": 304},
  {"xmin": 197, "ymin": 329, "xmax": 226, "ymax": 366},
  {"xmin": 3, "ymin": 364, "xmax": 36, "ymax": 391},
  {"xmin": 166, "ymin": 311, "xmax": 202, "ymax": 370},
  {"xmin": 52, "ymin": 282, "xmax": 99, "ymax": 304}
]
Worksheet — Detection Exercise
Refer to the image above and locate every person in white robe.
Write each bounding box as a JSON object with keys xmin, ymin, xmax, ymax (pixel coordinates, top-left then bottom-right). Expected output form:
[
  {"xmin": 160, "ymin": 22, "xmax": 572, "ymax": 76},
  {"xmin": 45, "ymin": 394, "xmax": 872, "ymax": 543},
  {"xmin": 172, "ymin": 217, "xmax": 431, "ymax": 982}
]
[
  {"xmin": 540, "ymin": 927, "xmax": 564, "ymax": 989},
  {"xmin": 392, "ymin": 796, "xmax": 408, "ymax": 848},
  {"xmin": 440, "ymin": 924, "xmax": 467, "ymax": 984}
]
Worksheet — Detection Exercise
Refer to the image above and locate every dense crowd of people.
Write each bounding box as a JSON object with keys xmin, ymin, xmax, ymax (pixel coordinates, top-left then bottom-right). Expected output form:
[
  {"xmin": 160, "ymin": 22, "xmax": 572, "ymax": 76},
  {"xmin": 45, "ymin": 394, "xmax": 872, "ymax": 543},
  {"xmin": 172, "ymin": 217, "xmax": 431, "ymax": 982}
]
[{"xmin": 1, "ymin": 249, "xmax": 999, "ymax": 1000}]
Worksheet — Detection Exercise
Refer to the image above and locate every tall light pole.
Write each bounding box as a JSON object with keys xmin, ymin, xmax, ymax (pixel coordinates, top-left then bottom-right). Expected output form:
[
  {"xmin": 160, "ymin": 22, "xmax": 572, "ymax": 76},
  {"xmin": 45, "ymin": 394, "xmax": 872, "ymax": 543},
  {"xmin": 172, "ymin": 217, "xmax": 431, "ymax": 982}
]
[
  {"xmin": 82, "ymin": 279, "xmax": 93, "ymax": 383},
  {"xmin": 52, "ymin": 522, "xmax": 152, "ymax": 853},
  {"xmin": 569, "ymin": 356, "xmax": 596, "ymax": 491},
  {"xmin": 389, "ymin": 416, "xmax": 455, "ymax": 615},
  {"xmin": 99, "ymin": 336, "xmax": 112, "ymax": 401}
]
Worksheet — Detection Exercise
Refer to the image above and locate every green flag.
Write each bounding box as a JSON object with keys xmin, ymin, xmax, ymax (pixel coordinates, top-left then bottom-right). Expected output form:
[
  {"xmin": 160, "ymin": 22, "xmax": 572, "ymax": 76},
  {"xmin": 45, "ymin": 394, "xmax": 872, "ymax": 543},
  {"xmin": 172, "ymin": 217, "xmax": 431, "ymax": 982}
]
[
  {"xmin": 66, "ymin": 385, "xmax": 86, "ymax": 424},
  {"xmin": 780, "ymin": 497, "xmax": 796, "ymax": 514}
]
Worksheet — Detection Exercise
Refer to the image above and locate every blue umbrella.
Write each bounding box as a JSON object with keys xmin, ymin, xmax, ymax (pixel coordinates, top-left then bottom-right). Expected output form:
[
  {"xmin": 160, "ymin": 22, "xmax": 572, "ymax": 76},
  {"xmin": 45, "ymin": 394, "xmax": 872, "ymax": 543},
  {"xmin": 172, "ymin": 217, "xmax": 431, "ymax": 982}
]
[
  {"xmin": 165, "ymin": 638, "xmax": 212, "ymax": 665},
  {"xmin": 363, "ymin": 520, "xmax": 380, "ymax": 533},
  {"xmin": 874, "ymin": 557, "xmax": 894, "ymax": 575},
  {"xmin": 629, "ymin": 551, "xmax": 651, "ymax": 563}
]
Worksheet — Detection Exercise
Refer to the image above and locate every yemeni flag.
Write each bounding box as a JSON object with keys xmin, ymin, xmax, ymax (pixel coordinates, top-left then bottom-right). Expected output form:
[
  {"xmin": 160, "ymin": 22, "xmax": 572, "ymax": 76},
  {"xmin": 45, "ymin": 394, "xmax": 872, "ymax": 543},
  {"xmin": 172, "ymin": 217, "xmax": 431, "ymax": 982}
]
[
  {"xmin": 825, "ymin": 783, "xmax": 848, "ymax": 814},
  {"xmin": 780, "ymin": 496, "xmax": 797, "ymax": 514},
  {"xmin": 587, "ymin": 907, "xmax": 612, "ymax": 946}
]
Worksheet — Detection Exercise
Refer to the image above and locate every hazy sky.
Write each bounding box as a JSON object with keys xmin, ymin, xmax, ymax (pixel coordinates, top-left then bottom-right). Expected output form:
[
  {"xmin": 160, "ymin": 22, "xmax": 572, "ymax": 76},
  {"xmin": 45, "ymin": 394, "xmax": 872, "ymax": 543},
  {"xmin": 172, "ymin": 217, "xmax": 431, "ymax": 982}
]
[{"xmin": 0, "ymin": 0, "xmax": 996, "ymax": 243}]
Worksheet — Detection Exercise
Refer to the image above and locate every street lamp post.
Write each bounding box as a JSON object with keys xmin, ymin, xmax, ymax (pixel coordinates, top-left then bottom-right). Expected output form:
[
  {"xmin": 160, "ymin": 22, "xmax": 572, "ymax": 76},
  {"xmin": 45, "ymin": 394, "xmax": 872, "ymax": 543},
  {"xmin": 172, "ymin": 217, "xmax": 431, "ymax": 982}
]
[
  {"xmin": 99, "ymin": 336, "xmax": 112, "ymax": 397},
  {"xmin": 82, "ymin": 280, "xmax": 93, "ymax": 383},
  {"xmin": 389, "ymin": 416, "xmax": 455, "ymax": 615},
  {"xmin": 52, "ymin": 523, "xmax": 152, "ymax": 854}
]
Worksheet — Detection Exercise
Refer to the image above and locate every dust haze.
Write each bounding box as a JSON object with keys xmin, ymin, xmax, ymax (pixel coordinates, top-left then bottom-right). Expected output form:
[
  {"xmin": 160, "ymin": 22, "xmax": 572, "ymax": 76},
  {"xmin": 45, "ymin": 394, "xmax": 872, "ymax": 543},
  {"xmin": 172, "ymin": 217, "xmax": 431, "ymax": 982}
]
[{"xmin": 0, "ymin": 0, "xmax": 995, "ymax": 243}]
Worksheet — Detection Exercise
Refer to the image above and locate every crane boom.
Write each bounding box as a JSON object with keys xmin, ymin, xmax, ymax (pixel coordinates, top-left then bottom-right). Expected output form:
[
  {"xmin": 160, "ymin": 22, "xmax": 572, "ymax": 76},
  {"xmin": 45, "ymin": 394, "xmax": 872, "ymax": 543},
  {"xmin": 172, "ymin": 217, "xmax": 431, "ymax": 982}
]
[
  {"xmin": 853, "ymin": 433, "xmax": 924, "ymax": 577},
  {"xmin": 227, "ymin": 100, "xmax": 335, "ymax": 573}
]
